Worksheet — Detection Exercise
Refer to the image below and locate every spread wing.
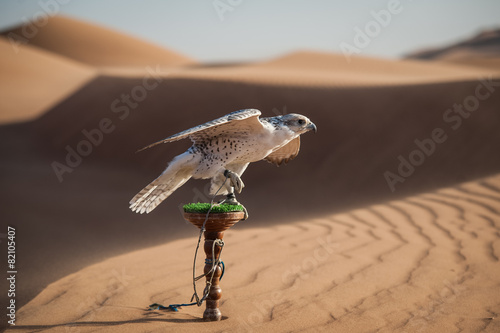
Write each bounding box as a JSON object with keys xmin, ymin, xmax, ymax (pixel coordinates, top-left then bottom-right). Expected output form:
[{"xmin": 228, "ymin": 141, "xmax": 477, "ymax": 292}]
[
  {"xmin": 265, "ymin": 137, "xmax": 300, "ymax": 166},
  {"xmin": 138, "ymin": 109, "xmax": 263, "ymax": 151}
]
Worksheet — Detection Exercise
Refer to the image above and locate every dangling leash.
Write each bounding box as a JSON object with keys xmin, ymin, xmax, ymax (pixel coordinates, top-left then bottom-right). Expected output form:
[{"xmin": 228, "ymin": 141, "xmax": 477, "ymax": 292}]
[{"xmin": 148, "ymin": 173, "xmax": 230, "ymax": 312}]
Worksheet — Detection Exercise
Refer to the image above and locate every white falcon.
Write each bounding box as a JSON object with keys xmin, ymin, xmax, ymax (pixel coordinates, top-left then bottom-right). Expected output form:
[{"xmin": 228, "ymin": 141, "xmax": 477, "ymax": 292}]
[{"xmin": 130, "ymin": 109, "xmax": 317, "ymax": 215}]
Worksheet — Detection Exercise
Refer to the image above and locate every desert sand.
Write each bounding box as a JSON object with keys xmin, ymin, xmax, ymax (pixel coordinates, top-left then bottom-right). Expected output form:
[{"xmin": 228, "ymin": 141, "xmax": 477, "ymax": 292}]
[
  {"xmin": 1, "ymin": 15, "xmax": 500, "ymax": 332},
  {"xmin": 6, "ymin": 173, "xmax": 500, "ymax": 332},
  {"xmin": 0, "ymin": 36, "xmax": 96, "ymax": 123}
]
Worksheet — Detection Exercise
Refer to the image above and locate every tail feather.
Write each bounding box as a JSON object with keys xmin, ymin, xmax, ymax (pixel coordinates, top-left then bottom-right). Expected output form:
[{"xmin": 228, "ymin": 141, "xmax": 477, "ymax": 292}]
[{"xmin": 130, "ymin": 152, "xmax": 197, "ymax": 214}]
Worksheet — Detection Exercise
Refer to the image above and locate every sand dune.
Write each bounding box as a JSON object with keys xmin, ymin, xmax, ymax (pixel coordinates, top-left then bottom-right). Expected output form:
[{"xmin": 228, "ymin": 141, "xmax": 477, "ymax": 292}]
[
  {"xmin": 406, "ymin": 29, "xmax": 500, "ymax": 61},
  {"xmin": 406, "ymin": 28, "xmax": 500, "ymax": 72},
  {"xmin": 0, "ymin": 36, "xmax": 95, "ymax": 123},
  {"xmin": 136, "ymin": 51, "xmax": 499, "ymax": 87},
  {"xmin": 97, "ymin": 49, "xmax": 500, "ymax": 90},
  {"xmin": 7, "ymin": 173, "xmax": 500, "ymax": 332},
  {"xmin": 3, "ymin": 43, "xmax": 497, "ymax": 125},
  {"xmin": 2, "ymin": 16, "xmax": 194, "ymax": 67},
  {"xmin": 435, "ymin": 57, "xmax": 500, "ymax": 72},
  {"xmin": 260, "ymin": 50, "xmax": 498, "ymax": 78}
]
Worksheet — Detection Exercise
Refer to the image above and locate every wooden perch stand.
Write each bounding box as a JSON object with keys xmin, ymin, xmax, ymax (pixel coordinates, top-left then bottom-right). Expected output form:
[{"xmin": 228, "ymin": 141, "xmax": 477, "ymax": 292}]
[{"xmin": 183, "ymin": 210, "xmax": 245, "ymax": 321}]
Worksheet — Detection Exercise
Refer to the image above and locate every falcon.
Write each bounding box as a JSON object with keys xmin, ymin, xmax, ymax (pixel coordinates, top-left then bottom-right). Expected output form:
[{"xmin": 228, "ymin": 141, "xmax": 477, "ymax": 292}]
[{"xmin": 129, "ymin": 109, "xmax": 316, "ymax": 216}]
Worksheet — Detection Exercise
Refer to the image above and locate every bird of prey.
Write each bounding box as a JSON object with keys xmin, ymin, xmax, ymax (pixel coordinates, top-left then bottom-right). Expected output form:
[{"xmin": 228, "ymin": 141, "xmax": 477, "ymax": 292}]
[{"xmin": 129, "ymin": 109, "xmax": 316, "ymax": 215}]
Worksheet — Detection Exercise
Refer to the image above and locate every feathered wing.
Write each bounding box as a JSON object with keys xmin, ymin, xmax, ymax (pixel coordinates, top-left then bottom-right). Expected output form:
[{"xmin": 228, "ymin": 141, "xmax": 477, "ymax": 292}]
[
  {"xmin": 265, "ymin": 137, "xmax": 301, "ymax": 166},
  {"xmin": 137, "ymin": 109, "xmax": 263, "ymax": 151},
  {"xmin": 129, "ymin": 152, "xmax": 201, "ymax": 214}
]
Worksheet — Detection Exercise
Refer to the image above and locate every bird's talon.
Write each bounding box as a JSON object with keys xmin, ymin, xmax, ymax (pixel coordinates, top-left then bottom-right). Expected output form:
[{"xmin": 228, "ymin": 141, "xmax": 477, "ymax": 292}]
[{"xmin": 224, "ymin": 170, "xmax": 245, "ymax": 193}]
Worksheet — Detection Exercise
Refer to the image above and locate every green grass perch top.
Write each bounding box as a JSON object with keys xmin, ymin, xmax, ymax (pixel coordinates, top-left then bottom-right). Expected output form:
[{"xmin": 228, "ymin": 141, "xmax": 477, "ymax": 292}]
[{"xmin": 183, "ymin": 203, "xmax": 245, "ymax": 214}]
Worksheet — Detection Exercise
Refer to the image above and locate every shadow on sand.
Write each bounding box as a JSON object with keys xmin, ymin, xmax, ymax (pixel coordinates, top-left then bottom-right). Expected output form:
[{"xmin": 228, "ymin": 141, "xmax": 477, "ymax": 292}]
[{"xmin": 7, "ymin": 311, "xmax": 229, "ymax": 331}]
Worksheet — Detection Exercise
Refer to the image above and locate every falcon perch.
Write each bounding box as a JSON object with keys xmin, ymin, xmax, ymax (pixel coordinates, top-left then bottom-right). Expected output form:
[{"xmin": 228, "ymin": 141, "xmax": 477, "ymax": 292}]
[{"xmin": 130, "ymin": 109, "xmax": 317, "ymax": 215}]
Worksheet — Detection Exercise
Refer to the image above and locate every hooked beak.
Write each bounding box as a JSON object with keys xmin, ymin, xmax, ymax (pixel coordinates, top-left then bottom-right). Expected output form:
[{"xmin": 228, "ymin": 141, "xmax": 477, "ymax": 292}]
[{"xmin": 308, "ymin": 122, "xmax": 317, "ymax": 133}]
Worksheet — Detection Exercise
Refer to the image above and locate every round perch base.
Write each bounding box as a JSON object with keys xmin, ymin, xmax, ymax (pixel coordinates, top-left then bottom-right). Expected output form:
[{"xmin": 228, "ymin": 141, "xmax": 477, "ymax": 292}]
[
  {"xmin": 183, "ymin": 206, "xmax": 245, "ymax": 321},
  {"xmin": 183, "ymin": 212, "xmax": 245, "ymax": 232}
]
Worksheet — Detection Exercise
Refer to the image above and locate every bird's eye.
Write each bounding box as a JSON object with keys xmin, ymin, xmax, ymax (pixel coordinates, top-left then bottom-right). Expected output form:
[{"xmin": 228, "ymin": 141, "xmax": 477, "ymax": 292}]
[{"xmin": 298, "ymin": 119, "xmax": 305, "ymax": 125}]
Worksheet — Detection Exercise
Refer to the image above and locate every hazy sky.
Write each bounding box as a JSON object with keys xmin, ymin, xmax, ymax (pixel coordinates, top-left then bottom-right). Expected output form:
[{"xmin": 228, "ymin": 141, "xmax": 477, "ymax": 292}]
[{"xmin": 1, "ymin": 0, "xmax": 499, "ymax": 62}]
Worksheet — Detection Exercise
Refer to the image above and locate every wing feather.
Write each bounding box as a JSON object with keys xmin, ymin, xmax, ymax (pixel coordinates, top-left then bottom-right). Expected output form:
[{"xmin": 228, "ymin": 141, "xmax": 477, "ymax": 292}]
[
  {"xmin": 138, "ymin": 109, "xmax": 262, "ymax": 152},
  {"xmin": 265, "ymin": 137, "xmax": 301, "ymax": 166}
]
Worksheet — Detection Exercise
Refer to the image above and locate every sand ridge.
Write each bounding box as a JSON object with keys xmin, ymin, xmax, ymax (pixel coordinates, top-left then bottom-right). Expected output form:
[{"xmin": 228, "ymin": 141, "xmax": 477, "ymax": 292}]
[
  {"xmin": 2, "ymin": 16, "xmax": 194, "ymax": 68},
  {"xmin": 100, "ymin": 51, "xmax": 500, "ymax": 88},
  {"xmin": 0, "ymin": 36, "xmax": 96, "ymax": 123},
  {"xmin": 406, "ymin": 29, "xmax": 500, "ymax": 62}
]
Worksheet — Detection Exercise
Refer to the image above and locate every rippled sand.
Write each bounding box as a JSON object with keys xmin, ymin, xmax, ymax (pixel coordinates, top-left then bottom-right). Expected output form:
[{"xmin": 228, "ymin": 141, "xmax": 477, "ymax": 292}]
[{"xmin": 8, "ymin": 174, "xmax": 500, "ymax": 332}]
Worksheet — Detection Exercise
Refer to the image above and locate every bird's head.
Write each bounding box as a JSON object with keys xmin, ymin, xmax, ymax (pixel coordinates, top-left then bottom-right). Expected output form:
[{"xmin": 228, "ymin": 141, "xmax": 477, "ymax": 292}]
[{"xmin": 280, "ymin": 113, "xmax": 317, "ymax": 135}]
